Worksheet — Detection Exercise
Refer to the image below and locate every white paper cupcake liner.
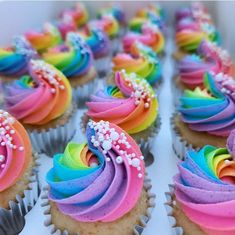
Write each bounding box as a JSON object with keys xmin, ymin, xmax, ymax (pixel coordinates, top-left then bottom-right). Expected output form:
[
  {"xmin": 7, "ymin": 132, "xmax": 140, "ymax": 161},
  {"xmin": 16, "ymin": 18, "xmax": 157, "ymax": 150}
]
[
  {"xmin": 80, "ymin": 114, "xmax": 161, "ymax": 167},
  {"xmin": 73, "ymin": 78, "xmax": 100, "ymax": 107},
  {"xmin": 170, "ymin": 114, "xmax": 200, "ymax": 161},
  {"xmin": 28, "ymin": 108, "xmax": 77, "ymax": 157},
  {"xmin": 0, "ymin": 153, "xmax": 40, "ymax": 235},
  {"xmin": 94, "ymin": 56, "xmax": 112, "ymax": 80},
  {"xmin": 164, "ymin": 184, "xmax": 184, "ymax": 235},
  {"xmin": 41, "ymin": 176, "xmax": 156, "ymax": 235}
]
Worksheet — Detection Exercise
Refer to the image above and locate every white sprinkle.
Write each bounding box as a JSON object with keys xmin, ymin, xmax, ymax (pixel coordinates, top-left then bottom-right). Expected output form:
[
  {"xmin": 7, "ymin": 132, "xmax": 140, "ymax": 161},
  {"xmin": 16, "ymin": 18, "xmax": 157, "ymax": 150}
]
[
  {"xmin": 116, "ymin": 156, "xmax": 123, "ymax": 164},
  {"xmin": 102, "ymin": 140, "xmax": 112, "ymax": 151},
  {"xmin": 106, "ymin": 157, "xmax": 111, "ymax": 162},
  {"xmin": 110, "ymin": 131, "xmax": 119, "ymax": 141},
  {"xmin": 138, "ymin": 173, "xmax": 142, "ymax": 178},
  {"xmin": 0, "ymin": 155, "xmax": 5, "ymax": 162},
  {"xmin": 19, "ymin": 146, "xmax": 24, "ymax": 151},
  {"xmin": 132, "ymin": 158, "xmax": 140, "ymax": 167},
  {"xmin": 90, "ymin": 162, "xmax": 98, "ymax": 168}
]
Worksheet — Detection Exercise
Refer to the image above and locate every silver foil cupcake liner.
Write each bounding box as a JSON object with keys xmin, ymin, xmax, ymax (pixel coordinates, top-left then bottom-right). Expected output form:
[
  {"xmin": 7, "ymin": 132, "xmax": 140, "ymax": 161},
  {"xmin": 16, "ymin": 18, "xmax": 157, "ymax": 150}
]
[
  {"xmin": 94, "ymin": 56, "xmax": 112, "ymax": 80},
  {"xmin": 164, "ymin": 184, "xmax": 184, "ymax": 235},
  {"xmin": 0, "ymin": 153, "xmax": 40, "ymax": 235},
  {"xmin": 80, "ymin": 114, "xmax": 161, "ymax": 167},
  {"xmin": 73, "ymin": 78, "xmax": 100, "ymax": 107},
  {"xmin": 110, "ymin": 37, "xmax": 120, "ymax": 55},
  {"xmin": 28, "ymin": 107, "xmax": 77, "ymax": 157},
  {"xmin": 171, "ymin": 75, "xmax": 183, "ymax": 107},
  {"xmin": 170, "ymin": 114, "xmax": 199, "ymax": 161},
  {"xmin": 41, "ymin": 176, "xmax": 156, "ymax": 235}
]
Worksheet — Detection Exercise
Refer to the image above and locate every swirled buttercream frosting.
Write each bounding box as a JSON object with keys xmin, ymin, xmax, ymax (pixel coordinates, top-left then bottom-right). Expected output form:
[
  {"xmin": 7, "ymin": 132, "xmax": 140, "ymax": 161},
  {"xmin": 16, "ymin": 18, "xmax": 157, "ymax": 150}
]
[
  {"xmin": 4, "ymin": 60, "xmax": 72, "ymax": 125},
  {"xmin": 0, "ymin": 110, "xmax": 32, "ymax": 192},
  {"xmin": 46, "ymin": 120, "xmax": 145, "ymax": 222},
  {"xmin": 174, "ymin": 132, "xmax": 235, "ymax": 234},
  {"xmin": 86, "ymin": 70, "xmax": 158, "ymax": 134}
]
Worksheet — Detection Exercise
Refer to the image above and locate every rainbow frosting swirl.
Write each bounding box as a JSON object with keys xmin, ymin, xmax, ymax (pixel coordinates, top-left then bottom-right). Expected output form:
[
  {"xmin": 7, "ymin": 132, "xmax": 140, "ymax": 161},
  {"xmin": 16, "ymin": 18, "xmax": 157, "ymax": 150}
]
[
  {"xmin": 25, "ymin": 23, "xmax": 62, "ymax": 53},
  {"xmin": 176, "ymin": 22, "xmax": 221, "ymax": 52},
  {"xmin": 89, "ymin": 15, "xmax": 120, "ymax": 38},
  {"xmin": 113, "ymin": 42, "xmax": 161, "ymax": 85},
  {"xmin": 4, "ymin": 60, "xmax": 72, "ymax": 125},
  {"xmin": 86, "ymin": 71, "xmax": 158, "ymax": 134},
  {"xmin": 81, "ymin": 27, "xmax": 110, "ymax": 59},
  {"xmin": 123, "ymin": 22, "xmax": 165, "ymax": 54},
  {"xmin": 46, "ymin": 120, "xmax": 144, "ymax": 222},
  {"xmin": 43, "ymin": 32, "xmax": 94, "ymax": 78},
  {"xmin": 97, "ymin": 6, "xmax": 126, "ymax": 26},
  {"xmin": 178, "ymin": 41, "xmax": 233, "ymax": 88},
  {"xmin": 0, "ymin": 36, "xmax": 38, "ymax": 77},
  {"xmin": 60, "ymin": 3, "xmax": 88, "ymax": 27},
  {"xmin": 174, "ymin": 131, "xmax": 235, "ymax": 235},
  {"xmin": 179, "ymin": 72, "xmax": 235, "ymax": 137},
  {"xmin": 0, "ymin": 110, "xmax": 32, "ymax": 192}
]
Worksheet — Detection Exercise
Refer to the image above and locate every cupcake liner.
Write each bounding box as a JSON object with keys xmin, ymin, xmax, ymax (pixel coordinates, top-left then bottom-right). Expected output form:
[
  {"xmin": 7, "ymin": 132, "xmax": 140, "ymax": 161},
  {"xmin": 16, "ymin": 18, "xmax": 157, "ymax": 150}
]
[
  {"xmin": 73, "ymin": 78, "xmax": 100, "ymax": 107},
  {"xmin": 80, "ymin": 114, "xmax": 161, "ymax": 166},
  {"xmin": 170, "ymin": 114, "xmax": 200, "ymax": 161},
  {"xmin": 171, "ymin": 75, "xmax": 183, "ymax": 107},
  {"xmin": 110, "ymin": 37, "xmax": 120, "ymax": 55},
  {"xmin": 164, "ymin": 184, "xmax": 184, "ymax": 235},
  {"xmin": 41, "ymin": 175, "xmax": 156, "ymax": 235},
  {"xmin": 0, "ymin": 153, "xmax": 40, "ymax": 235},
  {"xmin": 28, "ymin": 108, "xmax": 77, "ymax": 157},
  {"xmin": 94, "ymin": 56, "xmax": 112, "ymax": 79}
]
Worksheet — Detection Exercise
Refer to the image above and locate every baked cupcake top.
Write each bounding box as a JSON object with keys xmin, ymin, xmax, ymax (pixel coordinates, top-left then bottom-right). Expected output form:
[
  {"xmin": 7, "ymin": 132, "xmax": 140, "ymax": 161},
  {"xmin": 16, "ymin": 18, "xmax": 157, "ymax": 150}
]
[
  {"xmin": 46, "ymin": 120, "xmax": 145, "ymax": 222},
  {"xmin": 97, "ymin": 5, "xmax": 126, "ymax": 26},
  {"xmin": 89, "ymin": 15, "xmax": 120, "ymax": 38},
  {"xmin": 174, "ymin": 130, "xmax": 235, "ymax": 234},
  {"xmin": 4, "ymin": 60, "xmax": 72, "ymax": 126},
  {"xmin": 80, "ymin": 26, "xmax": 111, "ymax": 59},
  {"xmin": 175, "ymin": 22, "xmax": 221, "ymax": 53},
  {"xmin": 25, "ymin": 23, "xmax": 62, "ymax": 53},
  {"xmin": 0, "ymin": 36, "xmax": 38, "ymax": 77},
  {"xmin": 179, "ymin": 72, "xmax": 235, "ymax": 137},
  {"xmin": 0, "ymin": 110, "xmax": 32, "ymax": 192},
  {"xmin": 123, "ymin": 22, "xmax": 165, "ymax": 54},
  {"xmin": 178, "ymin": 41, "xmax": 233, "ymax": 89},
  {"xmin": 60, "ymin": 3, "xmax": 89, "ymax": 27},
  {"xmin": 112, "ymin": 42, "xmax": 161, "ymax": 85},
  {"xmin": 43, "ymin": 32, "xmax": 94, "ymax": 78},
  {"xmin": 86, "ymin": 70, "xmax": 158, "ymax": 134}
]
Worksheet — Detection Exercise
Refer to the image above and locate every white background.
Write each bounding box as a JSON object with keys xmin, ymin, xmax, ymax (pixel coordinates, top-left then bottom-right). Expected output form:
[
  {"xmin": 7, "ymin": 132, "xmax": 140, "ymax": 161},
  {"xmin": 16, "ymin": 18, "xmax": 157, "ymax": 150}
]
[{"xmin": 0, "ymin": 1, "xmax": 233, "ymax": 235}]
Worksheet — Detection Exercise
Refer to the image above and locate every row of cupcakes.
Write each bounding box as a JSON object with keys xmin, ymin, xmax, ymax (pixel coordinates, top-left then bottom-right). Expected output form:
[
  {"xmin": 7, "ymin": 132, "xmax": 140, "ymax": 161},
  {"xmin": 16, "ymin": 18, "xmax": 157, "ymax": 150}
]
[
  {"xmin": 166, "ymin": 3, "xmax": 235, "ymax": 235},
  {"xmin": 0, "ymin": 3, "xmax": 166, "ymax": 235}
]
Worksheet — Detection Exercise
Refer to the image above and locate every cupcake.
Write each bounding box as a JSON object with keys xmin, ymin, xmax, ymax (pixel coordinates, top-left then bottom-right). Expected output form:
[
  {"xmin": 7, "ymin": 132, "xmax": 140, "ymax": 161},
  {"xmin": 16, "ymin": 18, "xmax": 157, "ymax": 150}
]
[
  {"xmin": 174, "ymin": 21, "xmax": 221, "ymax": 61},
  {"xmin": 84, "ymin": 70, "xmax": 160, "ymax": 166},
  {"xmin": 42, "ymin": 120, "xmax": 155, "ymax": 235},
  {"xmin": 25, "ymin": 23, "xmax": 62, "ymax": 53},
  {"xmin": 60, "ymin": 2, "xmax": 89, "ymax": 28},
  {"xmin": 3, "ymin": 59, "xmax": 76, "ymax": 157},
  {"xmin": 97, "ymin": 5, "xmax": 126, "ymax": 36},
  {"xmin": 172, "ymin": 72, "xmax": 235, "ymax": 160},
  {"xmin": 80, "ymin": 26, "xmax": 111, "ymax": 78},
  {"xmin": 112, "ymin": 42, "xmax": 162, "ymax": 87},
  {"xmin": 129, "ymin": 4, "xmax": 166, "ymax": 35},
  {"xmin": 173, "ymin": 41, "xmax": 234, "ymax": 104},
  {"xmin": 0, "ymin": 110, "xmax": 39, "ymax": 234},
  {"xmin": 0, "ymin": 36, "xmax": 38, "ymax": 83},
  {"xmin": 123, "ymin": 21, "xmax": 165, "ymax": 55},
  {"xmin": 42, "ymin": 32, "xmax": 97, "ymax": 105},
  {"xmin": 89, "ymin": 14, "xmax": 120, "ymax": 55},
  {"xmin": 165, "ymin": 130, "xmax": 235, "ymax": 235}
]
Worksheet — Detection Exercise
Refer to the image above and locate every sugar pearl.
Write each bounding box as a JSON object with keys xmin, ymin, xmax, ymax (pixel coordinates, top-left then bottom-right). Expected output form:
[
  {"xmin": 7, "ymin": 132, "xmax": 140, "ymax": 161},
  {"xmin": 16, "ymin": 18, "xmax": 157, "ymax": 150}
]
[
  {"xmin": 102, "ymin": 140, "xmax": 112, "ymax": 151},
  {"xmin": 132, "ymin": 158, "xmax": 140, "ymax": 167},
  {"xmin": 90, "ymin": 162, "xmax": 98, "ymax": 168},
  {"xmin": 110, "ymin": 131, "xmax": 119, "ymax": 141},
  {"xmin": 138, "ymin": 173, "xmax": 142, "ymax": 178},
  {"xmin": 116, "ymin": 156, "xmax": 123, "ymax": 164},
  {"xmin": 0, "ymin": 155, "xmax": 5, "ymax": 162}
]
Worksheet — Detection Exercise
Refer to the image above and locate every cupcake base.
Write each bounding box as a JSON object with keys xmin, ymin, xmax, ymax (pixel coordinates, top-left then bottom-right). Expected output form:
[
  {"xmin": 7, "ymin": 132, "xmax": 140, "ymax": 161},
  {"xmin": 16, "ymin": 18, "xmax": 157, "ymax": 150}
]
[
  {"xmin": 171, "ymin": 114, "xmax": 227, "ymax": 160},
  {"xmin": 42, "ymin": 177, "xmax": 155, "ymax": 235},
  {"xmin": 26, "ymin": 104, "xmax": 77, "ymax": 157},
  {"xmin": 165, "ymin": 185, "xmax": 206, "ymax": 235},
  {"xmin": 172, "ymin": 50, "xmax": 188, "ymax": 61},
  {"xmin": 0, "ymin": 154, "xmax": 39, "ymax": 235}
]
